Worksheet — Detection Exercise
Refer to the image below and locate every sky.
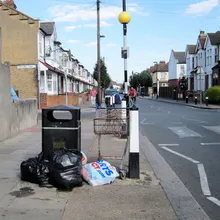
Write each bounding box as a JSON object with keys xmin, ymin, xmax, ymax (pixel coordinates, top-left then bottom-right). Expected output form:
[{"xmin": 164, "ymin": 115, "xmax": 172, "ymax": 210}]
[{"xmin": 14, "ymin": 0, "xmax": 220, "ymax": 83}]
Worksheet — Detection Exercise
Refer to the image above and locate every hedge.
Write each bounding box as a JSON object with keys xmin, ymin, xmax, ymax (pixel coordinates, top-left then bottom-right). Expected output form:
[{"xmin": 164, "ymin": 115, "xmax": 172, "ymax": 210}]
[{"xmin": 206, "ymin": 86, "xmax": 220, "ymax": 104}]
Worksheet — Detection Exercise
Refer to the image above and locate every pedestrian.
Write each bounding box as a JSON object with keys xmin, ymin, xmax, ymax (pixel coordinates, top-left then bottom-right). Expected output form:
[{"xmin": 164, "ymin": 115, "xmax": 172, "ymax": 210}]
[
  {"xmin": 90, "ymin": 88, "xmax": 97, "ymax": 106},
  {"xmin": 128, "ymin": 87, "xmax": 137, "ymax": 103}
]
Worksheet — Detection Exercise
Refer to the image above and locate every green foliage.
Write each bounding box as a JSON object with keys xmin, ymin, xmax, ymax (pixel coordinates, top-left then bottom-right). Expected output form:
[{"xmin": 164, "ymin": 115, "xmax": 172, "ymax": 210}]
[
  {"xmin": 93, "ymin": 59, "xmax": 112, "ymax": 89},
  {"xmin": 206, "ymin": 86, "xmax": 220, "ymax": 104},
  {"xmin": 121, "ymin": 82, "xmax": 125, "ymax": 90},
  {"xmin": 129, "ymin": 70, "xmax": 152, "ymax": 89}
]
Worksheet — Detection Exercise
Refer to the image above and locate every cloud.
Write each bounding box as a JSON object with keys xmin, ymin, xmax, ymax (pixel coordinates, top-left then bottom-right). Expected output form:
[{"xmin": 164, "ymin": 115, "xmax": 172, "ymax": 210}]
[
  {"xmin": 186, "ymin": 0, "xmax": 218, "ymax": 15},
  {"xmin": 49, "ymin": 3, "xmax": 148, "ymax": 23},
  {"xmin": 127, "ymin": 2, "xmax": 149, "ymax": 16},
  {"xmin": 105, "ymin": 43, "xmax": 116, "ymax": 47},
  {"xmin": 65, "ymin": 25, "xmax": 77, "ymax": 31},
  {"xmin": 85, "ymin": 42, "xmax": 116, "ymax": 47},
  {"xmin": 84, "ymin": 21, "xmax": 112, "ymax": 28},
  {"xmin": 86, "ymin": 41, "xmax": 97, "ymax": 47},
  {"xmin": 49, "ymin": 4, "xmax": 121, "ymax": 22},
  {"xmin": 68, "ymin": 40, "xmax": 82, "ymax": 44}
]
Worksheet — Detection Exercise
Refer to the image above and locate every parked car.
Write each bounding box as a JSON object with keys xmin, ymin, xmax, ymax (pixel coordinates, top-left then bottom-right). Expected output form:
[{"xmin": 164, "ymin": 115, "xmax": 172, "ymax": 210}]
[
  {"xmin": 105, "ymin": 89, "xmax": 118, "ymax": 96},
  {"xmin": 104, "ymin": 89, "xmax": 121, "ymax": 104}
]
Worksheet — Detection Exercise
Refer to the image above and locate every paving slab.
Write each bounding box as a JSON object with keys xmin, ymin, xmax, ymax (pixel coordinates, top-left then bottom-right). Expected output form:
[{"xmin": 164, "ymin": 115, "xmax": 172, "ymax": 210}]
[{"xmin": 0, "ymin": 208, "xmax": 64, "ymax": 220}]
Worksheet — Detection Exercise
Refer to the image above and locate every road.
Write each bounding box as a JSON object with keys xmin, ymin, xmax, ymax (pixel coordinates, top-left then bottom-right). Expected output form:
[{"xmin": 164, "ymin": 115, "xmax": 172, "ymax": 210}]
[{"xmin": 138, "ymin": 97, "xmax": 220, "ymax": 220}]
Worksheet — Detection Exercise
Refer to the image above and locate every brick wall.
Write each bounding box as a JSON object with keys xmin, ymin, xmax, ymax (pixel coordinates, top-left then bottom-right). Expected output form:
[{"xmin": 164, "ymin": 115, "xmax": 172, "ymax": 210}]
[
  {"xmin": 0, "ymin": 3, "xmax": 39, "ymax": 99},
  {"xmin": 10, "ymin": 66, "xmax": 38, "ymax": 98},
  {"xmin": 40, "ymin": 92, "xmax": 88, "ymax": 108}
]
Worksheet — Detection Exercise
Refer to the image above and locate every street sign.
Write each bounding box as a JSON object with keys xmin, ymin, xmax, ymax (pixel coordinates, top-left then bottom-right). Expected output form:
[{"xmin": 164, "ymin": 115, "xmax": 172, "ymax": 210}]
[
  {"xmin": 17, "ymin": 64, "xmax": 36, "ymax": 69},
  {"xmin": 121, "ymin": 47, "xmax": 130, "ymax": 58}
]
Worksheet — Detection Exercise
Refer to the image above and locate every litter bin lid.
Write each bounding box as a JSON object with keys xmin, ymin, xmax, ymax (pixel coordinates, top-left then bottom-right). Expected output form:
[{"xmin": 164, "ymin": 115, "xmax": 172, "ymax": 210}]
[{"xmin": 43, "ymin": 105, "xmax": 80, "ymax": 110}]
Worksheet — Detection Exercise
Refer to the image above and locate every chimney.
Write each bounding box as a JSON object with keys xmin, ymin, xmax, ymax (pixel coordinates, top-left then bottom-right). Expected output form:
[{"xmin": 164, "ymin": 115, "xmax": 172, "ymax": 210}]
[
  {"xmin": 3, "ymin": 0, "xmax": 17, "ymax": 9},
  {"xmin": 200, "ymin": 30, "xmax": 205, "ymax": 35},
  {"xmin": 159, "ymin": 61, "xmax": 166, "ymax": 64}
]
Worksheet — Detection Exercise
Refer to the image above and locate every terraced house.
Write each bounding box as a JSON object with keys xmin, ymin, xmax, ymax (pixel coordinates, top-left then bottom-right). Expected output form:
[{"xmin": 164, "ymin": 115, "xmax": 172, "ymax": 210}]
[
  {"xmin": 0, "ymin": 0, "xmax": 97, "ymax": 108},
  {"xmin": 38, "ymin": 21, "xmax": 97, "ymax": 108},
  {"xmin": 186, "ymin": 30, "xmax": 220, "ymax": 92},
  {"xmin": 0, "ymin": 0, "xmax": 39, "ymax": 99}
]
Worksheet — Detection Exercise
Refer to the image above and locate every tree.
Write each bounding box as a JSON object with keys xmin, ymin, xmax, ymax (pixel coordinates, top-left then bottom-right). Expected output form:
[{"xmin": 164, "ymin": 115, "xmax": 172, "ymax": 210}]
[
  {"xmin": 93, "ymin": 58, "xmax": 111, "ymax": 89},
  {"xmin": 129, "ymin": 70, "xmax": 152, "ymax": 89},
  {"xmin": 139, "ymin": 70, "xmax": 152, "ymax": 87},
  {"xmin": 129, "ymin": 73, "xmax": 140, "ymax": 89}
]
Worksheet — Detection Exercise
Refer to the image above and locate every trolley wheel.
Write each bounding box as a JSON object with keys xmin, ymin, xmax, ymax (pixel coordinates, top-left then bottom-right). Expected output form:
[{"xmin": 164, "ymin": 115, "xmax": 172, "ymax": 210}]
[{"xmin": 119, "ymin": 170, "xmax": 126, "ymax": 180}]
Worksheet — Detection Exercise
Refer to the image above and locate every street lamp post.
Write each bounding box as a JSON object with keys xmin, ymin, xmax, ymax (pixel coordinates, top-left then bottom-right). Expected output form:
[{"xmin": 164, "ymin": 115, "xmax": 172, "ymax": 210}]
[
  {"xmin": 118, "ymin": 2, "xmax": 131, "ymax": 107},
  {"xmin": 119, "ymin": 8, "xmax": 139, "ymax": 179}
]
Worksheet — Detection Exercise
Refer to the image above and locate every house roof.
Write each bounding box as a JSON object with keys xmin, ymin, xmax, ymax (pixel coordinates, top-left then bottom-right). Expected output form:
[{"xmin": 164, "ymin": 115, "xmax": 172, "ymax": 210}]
[
  {"xmin": 40, "ymin": 61, "xmax": 64, "ymax": 74},
  {"xmin": 207, "ymin": 31, "xmax": 220, "ymax": 45},
  {"xmin": 157, "ymin": 63, "xmax": 169, "ymax": 72},
  {"xmin": 173, "ymin": 51, "xmax": 186, "ymax": 64},
  {"xmin": 0, "ymin": 0, "xmax": 37, "ymax": 22},
  {"xmin": 40, "ymin": 22, "xmax": 55, "ymax": 36},
  {"xmin": 186, "ymin": 45, "xmax": 196, "ymax": 54}
]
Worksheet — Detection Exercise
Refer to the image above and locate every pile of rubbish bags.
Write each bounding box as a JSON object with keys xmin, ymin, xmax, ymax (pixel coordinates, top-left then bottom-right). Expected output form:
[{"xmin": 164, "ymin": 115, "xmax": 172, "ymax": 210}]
[
  {"xmin": 20, "ymin": 149, "xmax": 83, "ymax": 190},
  {"xmin": 20, "ymin": 149, "xmax": 119, "ymax": 190}
]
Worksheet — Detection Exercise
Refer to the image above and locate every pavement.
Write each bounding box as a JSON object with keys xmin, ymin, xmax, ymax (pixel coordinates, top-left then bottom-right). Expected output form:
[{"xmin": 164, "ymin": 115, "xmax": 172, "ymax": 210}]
[
  {"xmin": 0, "ymin": 108, "xmax": 178, "ymax": 220},
  {"xmin": 138, "ymin": 97, "xmax": 220, "ymax": 220},
  {"xmin": 140, "ymin": 96, "xmax": 220, "ymax": 110}
]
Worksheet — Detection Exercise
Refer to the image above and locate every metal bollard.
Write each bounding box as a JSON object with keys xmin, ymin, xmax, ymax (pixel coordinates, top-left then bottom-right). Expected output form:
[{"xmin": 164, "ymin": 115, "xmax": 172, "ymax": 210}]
[
  {"xmin": 186, "ymin": 96, "xmax": 188, "ymax": 103},
  {"xmin": 195, "ymin": 97, "xmax": 198, "ymax": 105},
  {"xmin": 128, "ymin": 106, "xmax": 140, "ymax": 179},
  {"xmin": 121, "ymin": 100, "xmax": 126, "ymax": 123},
  {"xmin": 206, "ymin": 97, "xmax": 209, "ymax": 106},
  {"xmin": 112, "ymin": 95, "xmax": 115, "ymax": 107}
]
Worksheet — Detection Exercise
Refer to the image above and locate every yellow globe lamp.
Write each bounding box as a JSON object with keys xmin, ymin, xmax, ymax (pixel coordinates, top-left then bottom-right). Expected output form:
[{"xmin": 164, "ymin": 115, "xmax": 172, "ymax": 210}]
[{"xmin": 118, "ymin": 11, "xmax": 131, "ymax": 24}]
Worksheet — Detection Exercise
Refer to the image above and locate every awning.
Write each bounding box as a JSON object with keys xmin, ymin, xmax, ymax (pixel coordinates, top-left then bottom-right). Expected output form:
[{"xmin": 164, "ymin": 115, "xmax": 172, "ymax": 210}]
[
  {"xmin": 212, "ymin": 63, "xmax": 220, "ymax": 70},
  {"xmin": 190, "ymin": 67, "xmax": 198, "ymax": 74},
  {"xmin": 39, "ymin": 61, "xmax": 64, "ymax": 75}
]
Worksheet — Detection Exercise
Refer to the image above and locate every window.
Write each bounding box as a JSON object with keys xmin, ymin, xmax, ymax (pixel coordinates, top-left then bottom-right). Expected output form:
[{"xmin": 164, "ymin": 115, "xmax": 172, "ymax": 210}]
[
  {"xmin": 68, "ymin": 81, "xmax": 72, "ymax": 92},
  {"xmin": 47, "ymin": 73, "xmax": 52, "ymax": 91},
  {"xmin": 40, "ymin": 71, "xmax": 44, "ymax": 92},
  {"xmin": 53, "ymin": 75, "xmax": 57, "ymax": 93},
  {"xmin": 180, "ymin": 65, "xmax": 185, "ymax": 74},
  {"xmin": 196, "ymin": 56, "xmax": 198, "ymax": 67},
  {"xmin": 39, "ymin": 38, "xmax": 42, "ymax": 55},
  {"xmin": 160, "ymin": 72, "xmax": 166, "ymax": 80},
  {"xmin": 192, "ymin": 57, "xmax": 195, "ymax": 68},
  {"xmin": 215, "ymin": 48, "xmax": 218, "ymax": 63}
]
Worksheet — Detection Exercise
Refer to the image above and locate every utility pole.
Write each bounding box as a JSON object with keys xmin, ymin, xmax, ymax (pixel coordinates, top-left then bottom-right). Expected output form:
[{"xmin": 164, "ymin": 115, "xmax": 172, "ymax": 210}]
[{"xmin": 97, "ymin": 0, "xmax": 101, "ymax": 106}]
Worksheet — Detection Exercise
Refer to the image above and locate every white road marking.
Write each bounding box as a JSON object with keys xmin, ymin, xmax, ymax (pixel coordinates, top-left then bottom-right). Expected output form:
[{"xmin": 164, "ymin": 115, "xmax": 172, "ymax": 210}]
[
  {"xmin": 182, "ymin": 116, "xmax": 208, "ymax": 124},
  {"xmin": 140, "ymin": 118, "xmax": 146, "ymax": 124},
  {"xmin": 170, "ymin": 122, "xmax": 183, "ymax": 124},
  {"xmin": 140, "ymin": 118, "xmax": 154, "ymax": 125},
  {"xmin": 197, "ymin": 164, "xmax": 211, "ymax": 196},
  {"xmin": 158, "ymin": 144, "xmax": 179, "ymax": 147},
  {"xmin": 207, "ymin": 197, "xmax": 220, "ymax": 207},
  {"xmin": 202, "ymin": 125, "xmax": 220, "ymax": 135},
  {"xmin": 168, "ymin": 126, "xmax": 201, "ymax": 138},
  {"xmin": 161, "ymin": 147, "xmax": 200, "ymax": 164},
  {"xmin": 201, "ymin": 143, "xmax": 220, "ymax": 146}
]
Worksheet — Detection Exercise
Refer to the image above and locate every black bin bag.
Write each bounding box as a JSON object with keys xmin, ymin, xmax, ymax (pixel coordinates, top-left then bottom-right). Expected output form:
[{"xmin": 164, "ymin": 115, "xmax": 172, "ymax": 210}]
[
  {"xmin": 50, "ymin": 149, "xmax": 83, "ymax": 190},
  {"xmin": 20, "ymin": 153, "xmax": 50, "ymax": 187}
]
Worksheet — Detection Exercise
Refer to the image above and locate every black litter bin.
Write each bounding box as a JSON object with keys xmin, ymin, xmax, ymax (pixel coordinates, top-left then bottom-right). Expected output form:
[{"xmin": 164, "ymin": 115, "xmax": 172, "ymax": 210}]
[{"xmin": 42, "ymin": 105, "xmax": 81, "ymax": 161}]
